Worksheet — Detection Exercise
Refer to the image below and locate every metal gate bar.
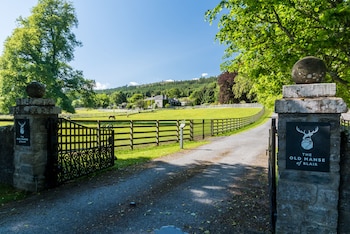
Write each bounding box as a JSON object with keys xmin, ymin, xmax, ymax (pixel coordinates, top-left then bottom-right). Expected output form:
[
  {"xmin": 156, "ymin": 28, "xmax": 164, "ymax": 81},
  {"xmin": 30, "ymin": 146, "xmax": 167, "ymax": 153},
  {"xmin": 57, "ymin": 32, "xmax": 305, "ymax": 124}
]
[
  {"xmin": 268, "ymin": 118, "xmax": 277, "ymax": 233},
  {"xmin": 47, "ymin": 118, "xmax": 115, "ymax": 185}
]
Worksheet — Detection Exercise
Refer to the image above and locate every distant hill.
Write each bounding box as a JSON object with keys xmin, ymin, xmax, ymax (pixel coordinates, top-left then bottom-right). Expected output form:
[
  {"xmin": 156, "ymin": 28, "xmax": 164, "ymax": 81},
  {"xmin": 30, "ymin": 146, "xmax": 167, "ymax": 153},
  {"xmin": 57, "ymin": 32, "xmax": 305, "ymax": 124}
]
[{"xmin": 96, "ymin": 77, "xmax": 218, "ymax": 97}]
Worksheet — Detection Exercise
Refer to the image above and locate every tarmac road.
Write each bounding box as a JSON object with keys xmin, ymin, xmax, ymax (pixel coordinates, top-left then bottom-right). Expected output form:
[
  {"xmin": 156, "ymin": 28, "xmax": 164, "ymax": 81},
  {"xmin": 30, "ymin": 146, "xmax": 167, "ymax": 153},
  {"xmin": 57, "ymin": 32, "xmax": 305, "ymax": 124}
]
[{"xmin": 0, "ymin": 119, "xmax": 271, "ymax": 234}]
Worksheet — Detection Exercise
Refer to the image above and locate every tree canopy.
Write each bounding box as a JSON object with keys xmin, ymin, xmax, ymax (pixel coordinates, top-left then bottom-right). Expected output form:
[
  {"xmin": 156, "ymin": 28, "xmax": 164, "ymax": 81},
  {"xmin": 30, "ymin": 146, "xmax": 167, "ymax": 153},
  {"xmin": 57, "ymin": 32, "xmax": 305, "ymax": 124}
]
[
  {"xmin": 91, "ymin": 77, "xmax": 221, "ymax": 109},
  {"xmin": 218, "ymin": 71, "xmax": 236, "ymax": 104},
  {"xmin": 206, "ymin": 0, "xmax": 350, "ymax": 107},
  {"xmin": 0, "ymin": 0, "xmax": 94, "ymax": 113}
]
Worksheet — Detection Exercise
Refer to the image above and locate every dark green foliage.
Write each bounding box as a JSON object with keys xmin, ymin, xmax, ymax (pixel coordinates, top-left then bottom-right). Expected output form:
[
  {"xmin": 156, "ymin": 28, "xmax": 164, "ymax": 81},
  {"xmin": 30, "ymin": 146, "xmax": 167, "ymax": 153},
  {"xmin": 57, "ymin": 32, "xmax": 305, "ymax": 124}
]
[
  {"xmin": 99, "ymin": 77, "xmax": 218, "ymax": 98},
  {"xmin": 189, "ymin": 82, "xmax": 218, "ymax": 105},
  {"xmin": 207, "ymin": 0, "xmax": 350, "ymax": 107},
  {"xmin": 94, "ymin": 77, "xmax": 219, "ymax": 108},
  {"xmin": 218, "ymin": 71, "xmax": 237, "ymax": 104}
]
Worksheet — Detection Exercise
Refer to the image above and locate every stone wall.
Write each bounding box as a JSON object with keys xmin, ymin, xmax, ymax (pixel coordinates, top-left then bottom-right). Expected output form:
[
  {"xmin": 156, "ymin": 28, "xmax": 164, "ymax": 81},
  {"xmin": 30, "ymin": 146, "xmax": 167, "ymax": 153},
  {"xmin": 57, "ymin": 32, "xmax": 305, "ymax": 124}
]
[
  {"xmin": 12, "ymin": 98, "xmax": 60, "ymax": 191},
  {"xmin": 0, "ymin": 125, "xmax": 14, "ymax": 185},
  {"xmin": 276, "ymin": 113, "xmax": 341, "ymax": 233},
  {"xmin": 275, "ymin": 83, "xmax": 347, "ymax": 233}
]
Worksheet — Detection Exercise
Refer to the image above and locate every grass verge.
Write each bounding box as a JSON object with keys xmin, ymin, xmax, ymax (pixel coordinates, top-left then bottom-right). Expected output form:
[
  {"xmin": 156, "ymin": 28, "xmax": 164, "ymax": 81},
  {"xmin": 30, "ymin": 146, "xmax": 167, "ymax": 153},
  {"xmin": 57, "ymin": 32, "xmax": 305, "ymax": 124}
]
[
  {"xmin": 0, "ymin": 184, "xmax": 30, "ymax": 206},
  {"xmin": 114, "ymin": 140, "xmax": 209, "ymax": 169}
]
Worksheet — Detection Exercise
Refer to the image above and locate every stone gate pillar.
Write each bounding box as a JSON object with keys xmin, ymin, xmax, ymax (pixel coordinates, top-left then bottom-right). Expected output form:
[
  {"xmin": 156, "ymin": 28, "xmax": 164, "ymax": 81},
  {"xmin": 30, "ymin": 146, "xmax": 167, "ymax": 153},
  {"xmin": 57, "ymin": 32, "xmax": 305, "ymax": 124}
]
[
  {"xmin": 12, "ymin": 82, "xmax": 61, "ymax": 192},
  {"xmin": 274, "ymin": 57, "xmax": 347, "ymax": 233}
]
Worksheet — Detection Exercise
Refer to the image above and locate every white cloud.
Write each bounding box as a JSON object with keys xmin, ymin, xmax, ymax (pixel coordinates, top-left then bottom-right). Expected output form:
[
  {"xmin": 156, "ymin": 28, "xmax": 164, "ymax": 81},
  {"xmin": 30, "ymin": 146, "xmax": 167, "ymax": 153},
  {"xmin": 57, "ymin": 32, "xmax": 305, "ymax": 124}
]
[
  {"xmin": 94, "ymin": 82, "xmax": 110, "ymax": 90},
  {"xmin": 128, "ymin": 81, "xmax": 140, "ymax": 86},
  {"xmin": 201, "ymin": 73, "xmax": 208, "ymax": 77}
]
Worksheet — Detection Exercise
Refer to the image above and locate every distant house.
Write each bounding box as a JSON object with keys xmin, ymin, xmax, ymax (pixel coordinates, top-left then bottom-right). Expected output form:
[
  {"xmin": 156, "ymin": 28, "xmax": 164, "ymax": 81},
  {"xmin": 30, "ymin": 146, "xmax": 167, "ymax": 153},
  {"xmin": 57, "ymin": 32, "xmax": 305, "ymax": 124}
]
[
  {"xmin": 145, "ymin": 95, "xmax": 181, "ymax": 108},
  {"xmin": 144, "ymin": 95, "xmax": 167, "ymax": 108},
  {"xmin": 154, "ymin": 95, "xmax": 167, "ymax": 108}
]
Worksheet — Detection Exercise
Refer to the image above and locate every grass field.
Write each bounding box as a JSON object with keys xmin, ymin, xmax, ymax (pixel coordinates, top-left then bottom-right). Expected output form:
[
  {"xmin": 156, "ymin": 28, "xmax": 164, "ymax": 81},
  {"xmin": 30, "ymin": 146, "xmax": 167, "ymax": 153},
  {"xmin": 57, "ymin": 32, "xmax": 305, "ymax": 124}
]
[
  {"xmin": 114, "ymin": 140, "xmax": 209, "ymax": 169},
  {"xmin": 65, "ymin": 107, "xmax": 264, "ymax": 148},
  {"xmin": 69, "ymin": 107, "xmax": 262, "ymax": 120},
  {"xmin": 0, "ymin": 106, "xmax": 263, "ymax": 124}
]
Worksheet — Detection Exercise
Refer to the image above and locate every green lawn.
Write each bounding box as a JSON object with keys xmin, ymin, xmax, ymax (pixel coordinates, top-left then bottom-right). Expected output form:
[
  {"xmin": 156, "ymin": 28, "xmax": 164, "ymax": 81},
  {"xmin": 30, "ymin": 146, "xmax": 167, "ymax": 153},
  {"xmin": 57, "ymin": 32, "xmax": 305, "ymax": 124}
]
[
  {"xmin": 0, "ymin": 184, "xmax": 30, "ymax": 206},
  {"xmin": 114, "ymin": 140, "xmax": 209, "ymax": 169},
  {"xmin": 67, "ymin": 107, "xmax": 264, "ymax": 148},
  {"xmin": 71, "ymin": 107, "xmax": 262, "ymax": 120},
  {"xmin": 1, "ymin": 106, "xmax": 263, "ymax": 125}
]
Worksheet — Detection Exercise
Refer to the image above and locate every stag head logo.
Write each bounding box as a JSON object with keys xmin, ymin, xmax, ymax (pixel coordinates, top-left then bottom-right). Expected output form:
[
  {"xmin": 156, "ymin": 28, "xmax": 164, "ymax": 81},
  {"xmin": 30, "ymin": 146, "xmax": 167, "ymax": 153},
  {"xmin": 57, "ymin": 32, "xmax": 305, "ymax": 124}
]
[
  {"xmin": 296, "ymin": 126, "xmax": 319, "ymax": 150},
  {"xmin": 18, "ymin": 121, "xmax": 26, "ymax": 135}
]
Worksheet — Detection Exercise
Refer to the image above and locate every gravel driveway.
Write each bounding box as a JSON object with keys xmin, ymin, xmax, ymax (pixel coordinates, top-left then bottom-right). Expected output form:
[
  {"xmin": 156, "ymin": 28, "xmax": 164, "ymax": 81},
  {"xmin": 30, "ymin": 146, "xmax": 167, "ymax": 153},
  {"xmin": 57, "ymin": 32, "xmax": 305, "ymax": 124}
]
[{"xmin": 0, "ymin": 120, "xmax": 271, "ymax": 234}]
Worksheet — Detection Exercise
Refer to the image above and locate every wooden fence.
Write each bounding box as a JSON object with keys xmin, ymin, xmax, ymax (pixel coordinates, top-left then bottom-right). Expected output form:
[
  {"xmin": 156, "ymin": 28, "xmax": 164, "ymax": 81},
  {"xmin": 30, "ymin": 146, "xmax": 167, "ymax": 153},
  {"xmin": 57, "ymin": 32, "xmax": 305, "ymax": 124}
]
[
  {"xmin": 0, "ymin": 107, "xmax": 265, "ymax": 150},
  {"xmin": 0, "ymin": 118, "xmax": 13, "ymax": 126},
  {"xmin": 73, "ymin": 107, "xmax": 265, "ymax": 149},
  {"xmin": 342, "ymin": 118, "xmax": 350, "ymax": 130}
]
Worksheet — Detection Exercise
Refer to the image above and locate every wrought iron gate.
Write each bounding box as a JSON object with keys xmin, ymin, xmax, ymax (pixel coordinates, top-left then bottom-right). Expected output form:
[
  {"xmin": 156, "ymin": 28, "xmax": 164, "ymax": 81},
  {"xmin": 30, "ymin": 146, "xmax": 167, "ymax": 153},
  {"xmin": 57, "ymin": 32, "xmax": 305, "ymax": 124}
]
[
  {"xmin": 47, "ymin": 118, "xmax": 115, "ymax": 186},
  {"xmin": 268, "ymin": 118, "xmax": 277, "ymax": 233}
]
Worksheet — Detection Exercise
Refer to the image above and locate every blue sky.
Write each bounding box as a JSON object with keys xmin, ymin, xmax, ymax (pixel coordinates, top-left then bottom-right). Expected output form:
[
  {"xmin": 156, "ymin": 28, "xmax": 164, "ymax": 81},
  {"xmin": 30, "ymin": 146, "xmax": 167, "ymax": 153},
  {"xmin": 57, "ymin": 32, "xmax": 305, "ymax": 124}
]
[{"xmin": 0, "ymin": 0, "xmax": 226, "ymax": 89}]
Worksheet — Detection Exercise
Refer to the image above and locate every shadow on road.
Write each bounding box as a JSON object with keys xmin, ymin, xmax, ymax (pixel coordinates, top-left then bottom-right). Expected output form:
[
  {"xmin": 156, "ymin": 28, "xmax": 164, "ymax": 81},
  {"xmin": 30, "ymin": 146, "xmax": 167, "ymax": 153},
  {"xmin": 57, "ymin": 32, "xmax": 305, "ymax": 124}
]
[{"xmin": 0, "ymin": 156, "xmax": 271, "ymax": 234}]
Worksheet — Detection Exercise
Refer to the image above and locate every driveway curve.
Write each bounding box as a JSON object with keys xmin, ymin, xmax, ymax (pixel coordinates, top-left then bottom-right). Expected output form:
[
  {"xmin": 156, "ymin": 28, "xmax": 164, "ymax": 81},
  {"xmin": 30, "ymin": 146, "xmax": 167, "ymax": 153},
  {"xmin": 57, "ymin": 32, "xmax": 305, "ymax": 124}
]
[{"xmin": 0, "ymin": 119, "xmax": 271, "ymax": 234}]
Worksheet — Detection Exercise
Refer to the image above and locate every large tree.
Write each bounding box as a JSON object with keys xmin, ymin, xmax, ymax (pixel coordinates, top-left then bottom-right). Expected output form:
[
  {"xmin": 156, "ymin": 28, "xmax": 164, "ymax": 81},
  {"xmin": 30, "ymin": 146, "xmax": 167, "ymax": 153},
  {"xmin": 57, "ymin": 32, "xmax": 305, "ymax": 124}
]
[
  {"xmin": 189, "ymin": 82, "xmax": 218, "ymax": 105},
  {"xmin": 218, "ymin": 71, "xmax": 236, "ymax": 104},
  {"xmin": 0, "ymin": 0, "xmax": 94, "ymax": 113},
  {"xmin": 206, "ymin": 0, "xmax": 350, "ymax": 107},
  {"xmin": 110, "ymin": 91, "xmax": 127, "ymax": 106}
]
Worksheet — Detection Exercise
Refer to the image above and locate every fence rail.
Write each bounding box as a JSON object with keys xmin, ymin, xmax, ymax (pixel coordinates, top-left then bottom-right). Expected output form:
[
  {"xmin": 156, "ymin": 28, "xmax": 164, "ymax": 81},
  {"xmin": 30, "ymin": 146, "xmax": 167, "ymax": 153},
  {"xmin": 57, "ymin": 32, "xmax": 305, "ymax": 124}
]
[
  {"xmin": 71, "ymin": 119, "xmax": 193, "ymax": 150},
  {"xmin": 1, "ymin": 107, "xmax": 265, "ymax": 150},
  {"xmin": 341, "ymin": 118, "xmax": 350, "ymax": 131},
  {"xmin": 210, "ymin": 110, "xmax": 264, "ymax": 135},
  {"xmin": 71, "ymin": 107, "xmax": 265, "ymax": 149},
  {"xmin": 0, "ymin": 118, "xmax": 13, "ymax": 125},
  {"xmin": 47, "ymin": 118, "xmax": 115, "ymax": 185}
]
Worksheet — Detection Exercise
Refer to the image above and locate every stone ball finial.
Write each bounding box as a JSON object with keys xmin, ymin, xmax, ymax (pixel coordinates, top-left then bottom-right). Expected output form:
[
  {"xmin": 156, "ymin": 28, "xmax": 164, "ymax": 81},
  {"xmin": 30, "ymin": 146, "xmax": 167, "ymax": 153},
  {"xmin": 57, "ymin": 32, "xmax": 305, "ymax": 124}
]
[
  {"xmin": 26, "ymin": 81, "xmax": 46, "ymax": 98},
  {"xmin": 291, "ymin": 56, "xmax": 327, "ymax": 84}
]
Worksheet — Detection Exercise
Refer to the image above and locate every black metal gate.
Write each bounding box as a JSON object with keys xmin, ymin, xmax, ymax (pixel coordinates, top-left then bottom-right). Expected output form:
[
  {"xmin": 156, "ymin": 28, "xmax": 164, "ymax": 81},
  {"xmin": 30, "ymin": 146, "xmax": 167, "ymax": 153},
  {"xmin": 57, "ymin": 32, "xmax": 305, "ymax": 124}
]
[
  {"xmin": 268, "ymin": 118, "xmax": 277, "ymax": 233},
  {"xmin": 47, "ymin": 118, "xmax": 115, "ymax": 186}
]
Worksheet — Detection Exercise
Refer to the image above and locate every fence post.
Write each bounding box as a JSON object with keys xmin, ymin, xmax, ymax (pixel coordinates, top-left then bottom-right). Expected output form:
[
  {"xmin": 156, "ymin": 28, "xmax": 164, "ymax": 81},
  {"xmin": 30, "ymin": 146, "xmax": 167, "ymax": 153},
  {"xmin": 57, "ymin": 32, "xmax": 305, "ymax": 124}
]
[
  {"xmin": 268, "ymin": 118, "xmax": 277, "ymax": 232},
  {"xmin": 156, "ymin": 120, "xmax": 159, "ymax": 146},
  {"xmin": 190, "ymin": 120, "xmax": 194, "ymax": 141},
  {"xmin": 202, "ymin": 119, "xmax": 205, "ymax": 139},
  {"xmin": 274, "ymin": 63, "xmax": 347, "ymax": 232},
  {"xmin": 176, "ymin": 120, "xmax": 180, "ymax": 142},
  {"xmin": 190, "ymin": 119, "xmax": 194, "ymax": 141},
  {"xmin": 110, "ymin": 129, "xmax": 115, "ymax": 164},
  {"xmin": 221, "ymin": 119, "xmax": 223, "ymax": 134},
  {"xmin": 179, "ymin": 122, "xmax": 185, "ymax": 149},
  {"xmin": 222, "ymin": 119, "xmax": 224, "ymax": 133},
  {"xmin": 130, "ymin": 120, "xmax": 133, "ymax": 150},
  {"xmin": 12, "ymin": 82, "xmax": 61, "ymax": 192},
  {"xmin": 97, "ymin": 120, "xmax": 101, "ymax": 148},
  {"xmin": 211, "ymin": 120, "xmax": 214, "ymax": 136},
  {"xmin": 46, "ymin": 118, "xmax": 59, "ymax": 188}
]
